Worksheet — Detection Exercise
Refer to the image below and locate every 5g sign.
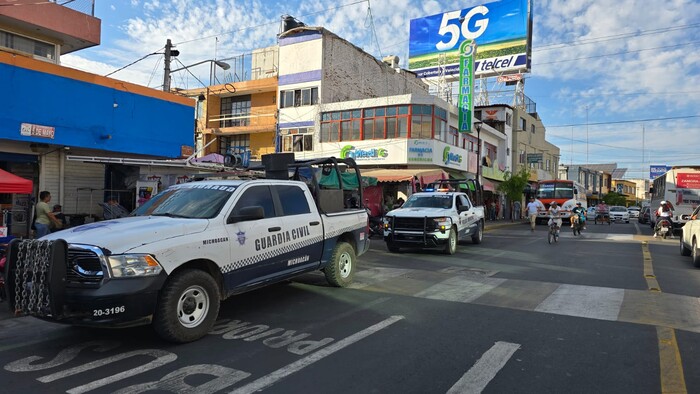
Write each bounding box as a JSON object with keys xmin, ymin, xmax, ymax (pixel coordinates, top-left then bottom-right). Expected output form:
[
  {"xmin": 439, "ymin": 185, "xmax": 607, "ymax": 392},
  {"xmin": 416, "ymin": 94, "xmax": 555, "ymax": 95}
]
[
  {"xmin": 435, "ymin": 7, "xmax": 489, "ymax": 51},
  {"xmin": 408, "ymin": 0, "xmax": 531, "ymax": 78}
]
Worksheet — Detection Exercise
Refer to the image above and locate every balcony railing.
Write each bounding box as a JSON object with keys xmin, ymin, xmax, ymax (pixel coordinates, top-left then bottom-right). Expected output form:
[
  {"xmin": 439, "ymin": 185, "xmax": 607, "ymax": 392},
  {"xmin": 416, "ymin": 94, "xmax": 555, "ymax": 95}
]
[
  {"xmin": 208, "ymin": 108, "xmax": 277, "ymax": 130},
  {"xmin": 54, "ymin": 0, "xmax": 95, "ymax": 16}
]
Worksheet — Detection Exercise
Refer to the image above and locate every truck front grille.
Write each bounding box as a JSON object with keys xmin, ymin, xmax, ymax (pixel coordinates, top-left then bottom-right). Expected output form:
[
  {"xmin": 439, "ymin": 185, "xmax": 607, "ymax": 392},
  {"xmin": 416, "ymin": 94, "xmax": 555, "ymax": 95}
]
[
  {"xmin": 393, "ymin": 217, "xmax": 432, "ymax": 231},
  {"xmin": 67, "ymin": 246, "xmax": 105, "ymax": 286}
]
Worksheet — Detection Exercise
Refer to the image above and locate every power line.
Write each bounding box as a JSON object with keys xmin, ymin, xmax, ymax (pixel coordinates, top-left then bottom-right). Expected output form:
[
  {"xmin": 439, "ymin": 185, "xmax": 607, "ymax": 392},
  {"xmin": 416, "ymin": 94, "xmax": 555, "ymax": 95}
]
[
  {"xmin": 104, "ymin": 50, "xmax": 163, "ymax": 77},
  {"xmin": 547, "ymin": 115, "xmax": 700, "ymax": 128},
  {"xmin": 534, "ymin": 23, "xmax": 700, "ymax": 51},
  {"xmin": 534, "ymin": 40, "xmax": 700, "ymax": 66}
]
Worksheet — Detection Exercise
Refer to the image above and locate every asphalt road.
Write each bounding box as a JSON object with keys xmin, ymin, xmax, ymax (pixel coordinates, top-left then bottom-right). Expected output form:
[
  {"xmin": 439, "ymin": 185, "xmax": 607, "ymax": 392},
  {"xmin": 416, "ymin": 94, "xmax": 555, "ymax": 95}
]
[{"xmin": 1, "ymin": 219, "xmax": 698, "ymax": 393}]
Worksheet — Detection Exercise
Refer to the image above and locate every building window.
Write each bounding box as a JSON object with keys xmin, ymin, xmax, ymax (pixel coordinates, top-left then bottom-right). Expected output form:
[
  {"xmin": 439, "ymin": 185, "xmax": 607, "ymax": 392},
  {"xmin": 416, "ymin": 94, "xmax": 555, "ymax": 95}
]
[
  {"xmin": 484, "ymin": 142, "xmax": 497, "ymax": 166},
  {"xmin": 219, "ymin": 134, "xmax": 250, "ymax": 155},
  {"xmin": 410, "ymin": 104, "xmax": 433, "ymax": 139},
  {"xmin": 281, "ymin": 128, "xmax": 314, "ymax": 152},
  {"xmin": 450, "ymin": 126, "xmax": 459, "ymax": 146},
  {"xmin": 546, "ymin": 159, "xmax": 551, "ymax": 171},
  {"xmin": 519, "ymin": 150, "xmax": 526, "ymax": 164},
  {"xmin": 0, "ymin": 30, "xmax": 56, "ymax": 62},
  {"xmin": 280, "ymin": 87, "xmax": 319, "ymax": 108},
  {"xmin": 505, "ymin": 112, "xmax": 512, "ymax": 126},
  {"xmin": 474, "ymin": 110, "xmax": 482, "ymax": 121},
  {"xmin": 531, "ymin": 124, "xmax": 536, "ymax": 134},
  {"xmin": 519, "ymin": 117, "xmax": 526, "ymax": 131},
  {"xmin": 320, "ymin": 105, "xmax": 409, "ymax": 142},
  {"xmin": 220, "ymin": 95, "xmax": 251, "ymax": 127}
]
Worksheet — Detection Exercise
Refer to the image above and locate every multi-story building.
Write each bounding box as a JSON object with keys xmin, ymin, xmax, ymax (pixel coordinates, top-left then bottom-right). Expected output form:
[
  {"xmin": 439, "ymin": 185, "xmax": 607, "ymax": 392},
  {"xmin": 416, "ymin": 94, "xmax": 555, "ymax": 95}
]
[
  {"xmin": 0, "ymin": 1, "xmax": 195, "ymax": 236},
  {"xmin": 612, "ymin": 179, "xmax": 639, "ymax": 206}
]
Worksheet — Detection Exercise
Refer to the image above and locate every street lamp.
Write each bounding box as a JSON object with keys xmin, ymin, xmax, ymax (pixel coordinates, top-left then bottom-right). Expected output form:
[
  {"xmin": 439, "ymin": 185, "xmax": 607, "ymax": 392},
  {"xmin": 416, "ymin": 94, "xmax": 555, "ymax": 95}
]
[{"xmin": 164, "ymin": 59, "xmax": 230, "ymax": 92}]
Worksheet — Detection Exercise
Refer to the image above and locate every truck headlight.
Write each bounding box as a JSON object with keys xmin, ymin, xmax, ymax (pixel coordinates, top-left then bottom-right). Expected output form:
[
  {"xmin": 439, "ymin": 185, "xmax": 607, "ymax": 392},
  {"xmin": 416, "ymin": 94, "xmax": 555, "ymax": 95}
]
[
  {"xmin": 108, "ymin": 254, "xmax": 162, "ymax": 278},
  {"xmin": 433, "ymin": 217, "xmax": 451, "ymax": 232}
]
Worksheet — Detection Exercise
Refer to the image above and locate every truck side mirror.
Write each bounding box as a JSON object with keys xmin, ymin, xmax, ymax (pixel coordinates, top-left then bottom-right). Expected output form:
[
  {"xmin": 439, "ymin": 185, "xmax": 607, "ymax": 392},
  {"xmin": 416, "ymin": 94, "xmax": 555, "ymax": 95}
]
[{"xmin": 227, "ymin": 206, "xmax": 265, "ymax": 224}]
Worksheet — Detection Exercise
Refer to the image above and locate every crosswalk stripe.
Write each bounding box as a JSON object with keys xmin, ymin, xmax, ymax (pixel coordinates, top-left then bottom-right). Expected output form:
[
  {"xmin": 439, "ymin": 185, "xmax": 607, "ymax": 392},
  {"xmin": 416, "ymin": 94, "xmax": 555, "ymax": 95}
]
[{"xmin": 534, "ymin": 284, "xmax": 624, "ymax": 321}]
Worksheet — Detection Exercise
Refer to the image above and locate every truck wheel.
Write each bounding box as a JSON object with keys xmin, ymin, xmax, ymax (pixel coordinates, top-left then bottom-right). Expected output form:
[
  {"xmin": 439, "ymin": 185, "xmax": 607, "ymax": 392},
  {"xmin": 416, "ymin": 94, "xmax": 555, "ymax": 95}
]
[
  {"xmin": 153, "ymin": 269, "xmax": 220, "ymax": 343},
  {"xmin": 444, "ymin": 227, "xmax": 457, "ymax": 255},
  {"xmin": 680, "ymin": 235, "xmax": 691, "ymax": 256},
  {"xmin": 471, "ymin": 221, "xmax": 483, "ymax": 244},
  {"xmin": 324, "ymin": 242, "xmax": 355, "ymax": 287},
  {"xmin": 386, "ymin": 242, "xmax": 401, "ymax": 253}
]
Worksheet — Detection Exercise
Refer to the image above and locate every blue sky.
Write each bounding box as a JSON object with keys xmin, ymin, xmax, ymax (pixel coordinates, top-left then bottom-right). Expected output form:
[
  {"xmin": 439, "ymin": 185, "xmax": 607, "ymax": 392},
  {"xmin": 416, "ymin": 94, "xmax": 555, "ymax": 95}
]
[{"xmin": 62, "ymin": 0, "xmax": 700, "ymax": 179}]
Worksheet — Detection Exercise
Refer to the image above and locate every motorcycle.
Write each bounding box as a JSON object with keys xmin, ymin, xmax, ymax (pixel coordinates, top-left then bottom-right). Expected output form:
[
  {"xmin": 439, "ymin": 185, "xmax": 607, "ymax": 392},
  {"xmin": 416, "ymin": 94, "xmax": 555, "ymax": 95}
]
[
  {"xmin": 655, "ymin": 216, "xmax": 673, "ymax": 239},
  {"xmin": 572, "ymin": 212, "xmax": 585, "ymax": 236},
  {"xmin": 368, "ymin": 215, "xmax": 384, "ymax": 239}
]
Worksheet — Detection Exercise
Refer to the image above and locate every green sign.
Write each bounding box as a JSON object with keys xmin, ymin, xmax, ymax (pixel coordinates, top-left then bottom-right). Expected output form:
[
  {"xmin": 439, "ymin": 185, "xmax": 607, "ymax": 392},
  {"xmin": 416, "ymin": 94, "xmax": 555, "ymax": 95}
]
[{"xmin": 458, "ymin": 40, "xmax": 476, "ymax": 133}]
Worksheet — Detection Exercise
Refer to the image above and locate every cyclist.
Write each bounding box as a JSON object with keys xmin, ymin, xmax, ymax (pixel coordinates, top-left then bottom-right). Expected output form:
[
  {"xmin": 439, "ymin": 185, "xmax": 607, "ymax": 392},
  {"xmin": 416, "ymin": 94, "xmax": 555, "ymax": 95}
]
[
  {"xmin": 547, "ymin": 201, "xmax": 563, "ymax": 236},
  {"xmin": 571, "ymin": 202, "xmax": 586, "ymax": 229}
]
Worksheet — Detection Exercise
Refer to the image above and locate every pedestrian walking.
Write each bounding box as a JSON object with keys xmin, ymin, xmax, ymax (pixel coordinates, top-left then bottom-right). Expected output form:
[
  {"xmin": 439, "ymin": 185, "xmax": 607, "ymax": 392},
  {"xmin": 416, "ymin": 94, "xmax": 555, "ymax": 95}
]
[
  {"xmin": 34, "ymin": 191, "xmax": 62, "ymax": 238},
  {"xmin": 525, "ymin": 197, "xmax": 543, "ymax": 232}
]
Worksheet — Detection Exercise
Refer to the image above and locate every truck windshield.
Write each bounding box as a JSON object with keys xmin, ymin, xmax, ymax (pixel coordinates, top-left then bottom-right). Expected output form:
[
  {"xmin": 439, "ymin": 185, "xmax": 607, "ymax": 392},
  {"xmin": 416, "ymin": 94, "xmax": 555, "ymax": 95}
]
[
  {"xmin": 402, "ymin": 195, "xmax": 453, "ymax": 209},
  {"xmin": 132, "ymin": 186, "xmax": 236, "ymax": 219}
]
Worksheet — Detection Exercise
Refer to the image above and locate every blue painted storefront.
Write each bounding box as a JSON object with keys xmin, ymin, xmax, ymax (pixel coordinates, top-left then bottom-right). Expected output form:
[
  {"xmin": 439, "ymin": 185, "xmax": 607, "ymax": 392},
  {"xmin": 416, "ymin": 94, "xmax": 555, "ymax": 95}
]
[{"xmin": 0, "ymin": 60, "xmax": 194, "ymax": 158}]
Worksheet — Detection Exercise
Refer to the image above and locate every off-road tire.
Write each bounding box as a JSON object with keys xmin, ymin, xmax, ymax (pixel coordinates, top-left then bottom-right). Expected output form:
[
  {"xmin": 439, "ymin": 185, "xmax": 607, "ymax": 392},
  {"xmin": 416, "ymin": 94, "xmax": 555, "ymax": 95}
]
[
  {"xmin": 324, "ymin": 242, "xmax": 355, "ymax": 287},
  {"xmin": 153, "ymin": 269, "xmax": 220, "ymax": 343},
  {"xmin": 471, "ymin": 221, "xmax": 483, "ymax": 244},
  {"xmin": 680, "ymin": 235, "xmax": 691, "ymax": 256},
  {"xmin": 444, "ymin": 227, "xmax": 457, "ymax": 255}
]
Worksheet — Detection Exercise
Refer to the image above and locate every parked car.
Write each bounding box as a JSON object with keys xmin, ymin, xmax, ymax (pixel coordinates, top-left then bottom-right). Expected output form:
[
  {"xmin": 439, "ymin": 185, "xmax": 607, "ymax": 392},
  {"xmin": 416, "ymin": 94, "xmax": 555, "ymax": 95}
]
[
  {"xmin": 639, "ymin": 206, "xmax": 651, "ymax": 224},
  {"xmin": 586, "ymin": 206, "xmax": 597, "ymax": 219},
  {"xmin": 680, "ymin": 205, "xmax": 700, "ymax": 266},
  {"xmin": 609, "ymin": 205, "xmax": 630, "ymax": 223},
  {"xmin": 628, "ymin": 206, "xmax": 640, "ymax": 218}
]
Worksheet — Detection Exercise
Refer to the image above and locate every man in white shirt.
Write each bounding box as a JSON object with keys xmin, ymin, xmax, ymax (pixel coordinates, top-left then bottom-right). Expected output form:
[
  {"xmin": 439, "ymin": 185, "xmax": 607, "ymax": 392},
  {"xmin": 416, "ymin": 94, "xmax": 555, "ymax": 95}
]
[{"xmin": 525, "ymin": 197, "xmax": 543, "ymax": 232}]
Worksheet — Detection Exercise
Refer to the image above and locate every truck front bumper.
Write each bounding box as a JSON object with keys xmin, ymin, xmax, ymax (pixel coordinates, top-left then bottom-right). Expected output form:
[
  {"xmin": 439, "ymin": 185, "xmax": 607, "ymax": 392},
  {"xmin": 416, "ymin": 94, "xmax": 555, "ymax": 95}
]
[
  {"xmin": 384, "ymin": 230, "xmax": 449, "ymax": 248},
  {"xmin": 5, "ymin": 238, "xmax": 167, "ymax": 328},
  {"xmin": 47, "ymin": 273, "xmax": 168, "ymax": 328}
]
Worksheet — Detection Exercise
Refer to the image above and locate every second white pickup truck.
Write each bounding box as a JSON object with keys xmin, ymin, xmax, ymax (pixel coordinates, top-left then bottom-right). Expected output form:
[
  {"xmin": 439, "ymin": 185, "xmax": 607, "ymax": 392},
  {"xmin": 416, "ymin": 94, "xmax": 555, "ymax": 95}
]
[{"xmin": 382, "ymin": 188, "xmax": 485, "ymax": 254}]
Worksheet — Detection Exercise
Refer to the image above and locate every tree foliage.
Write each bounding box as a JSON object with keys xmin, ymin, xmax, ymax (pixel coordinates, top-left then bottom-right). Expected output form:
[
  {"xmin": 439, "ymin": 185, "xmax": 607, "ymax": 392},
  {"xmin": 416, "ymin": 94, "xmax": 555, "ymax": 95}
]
[
  {"xmin": 603, "ymin": 191, "xmax": 627, "ymax": 206},
  {"xmin": 496, "ymin": 167, "xmax": 531, "ymax": 221}
]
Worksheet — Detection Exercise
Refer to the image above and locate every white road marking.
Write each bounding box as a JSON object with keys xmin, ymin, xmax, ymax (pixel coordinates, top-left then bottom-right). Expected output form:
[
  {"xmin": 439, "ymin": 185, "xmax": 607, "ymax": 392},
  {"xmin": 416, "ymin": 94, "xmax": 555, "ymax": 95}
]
[
  {"xmin": 446, "ymin": 341, "xmax": 521, "ymax": 394},
  {"xmin": 228, "ymin": 315, "xmax": 404, "ymax": 394},
  {"xmin": 534, "ymin": 284, "xmax": 624, "ymax": 321},
  {"xmin": 414, "ymin": 276, "xmax": 507, "ymax": 303}
]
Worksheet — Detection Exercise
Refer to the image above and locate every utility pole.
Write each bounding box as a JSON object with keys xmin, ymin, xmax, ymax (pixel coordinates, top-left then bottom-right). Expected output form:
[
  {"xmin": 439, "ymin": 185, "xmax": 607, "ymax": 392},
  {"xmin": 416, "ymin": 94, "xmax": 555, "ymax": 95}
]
[
  {"xmin": 162, "ymin": 39, "xmax": 181, "ymax": 92},
  {"xmin": 163, "ymin": 39, "xmax": 173, "ymax": 92}
]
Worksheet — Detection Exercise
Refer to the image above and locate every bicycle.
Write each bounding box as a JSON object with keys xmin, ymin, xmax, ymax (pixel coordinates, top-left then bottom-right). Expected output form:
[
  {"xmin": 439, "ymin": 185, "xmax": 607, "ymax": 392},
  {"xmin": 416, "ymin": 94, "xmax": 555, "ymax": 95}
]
[{"xmin": 548, "ymin": 221, "xmax": 560, "ymax": 244}]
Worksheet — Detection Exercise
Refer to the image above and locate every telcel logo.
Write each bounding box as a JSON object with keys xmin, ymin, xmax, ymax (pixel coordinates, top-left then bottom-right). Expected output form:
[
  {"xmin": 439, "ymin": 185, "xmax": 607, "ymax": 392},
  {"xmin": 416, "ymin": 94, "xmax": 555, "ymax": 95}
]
[
  {"xmin": 443, "ymin": 147, "xmax": 462, "ymax": 165},
  {"xmin": 340, "ymin": 145, "xmax": 388, "ymax": 159}
]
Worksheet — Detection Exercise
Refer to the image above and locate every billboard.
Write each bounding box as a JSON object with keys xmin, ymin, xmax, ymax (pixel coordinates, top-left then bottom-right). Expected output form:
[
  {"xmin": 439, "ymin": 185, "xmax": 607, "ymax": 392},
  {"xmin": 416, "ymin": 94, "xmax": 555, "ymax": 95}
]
[
  {"xmin": 408, "ymin": 0, "xmax": 532, "ymax": 78},
  {"xmin": 650, "ymin": 165, "xmax": 670, "ymax": 180}
]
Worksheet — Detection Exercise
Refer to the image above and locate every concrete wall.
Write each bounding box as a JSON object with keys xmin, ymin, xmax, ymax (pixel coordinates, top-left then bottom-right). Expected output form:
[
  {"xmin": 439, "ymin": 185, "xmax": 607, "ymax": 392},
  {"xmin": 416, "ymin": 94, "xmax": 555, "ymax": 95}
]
[{"xmin": 321, "ymin": 31, "xmax": 428, "ymax": 103}]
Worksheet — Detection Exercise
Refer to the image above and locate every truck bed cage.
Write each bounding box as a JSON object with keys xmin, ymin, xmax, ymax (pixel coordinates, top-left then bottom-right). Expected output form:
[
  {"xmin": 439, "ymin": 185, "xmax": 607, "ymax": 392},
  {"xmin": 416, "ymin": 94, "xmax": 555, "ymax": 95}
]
[{"xmin": 425, "ymin": 178, "xmax": 483, "ymax": 206}]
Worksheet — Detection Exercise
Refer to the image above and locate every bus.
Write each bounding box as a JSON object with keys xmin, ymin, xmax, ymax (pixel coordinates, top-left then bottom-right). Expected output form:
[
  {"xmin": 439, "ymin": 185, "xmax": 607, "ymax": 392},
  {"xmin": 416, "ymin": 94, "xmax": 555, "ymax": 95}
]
[
  {"xmin": 650, "ymin": 166, "xmax": 700, "ymax": 230},
  {"xmin": 535, "ymin": 179, "xmax": 587, "ymax": 224}
]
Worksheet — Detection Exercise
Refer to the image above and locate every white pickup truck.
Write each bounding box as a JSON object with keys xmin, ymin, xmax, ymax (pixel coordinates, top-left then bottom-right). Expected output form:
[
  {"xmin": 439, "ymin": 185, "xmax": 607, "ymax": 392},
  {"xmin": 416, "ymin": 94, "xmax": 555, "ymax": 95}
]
[
  {"xmin": 4, "ymin": 154, "xmax": 369, "ymax": 343},
  {"xmin": 382, "ymin": 186, "xmax": 485, "ymax": 254}
]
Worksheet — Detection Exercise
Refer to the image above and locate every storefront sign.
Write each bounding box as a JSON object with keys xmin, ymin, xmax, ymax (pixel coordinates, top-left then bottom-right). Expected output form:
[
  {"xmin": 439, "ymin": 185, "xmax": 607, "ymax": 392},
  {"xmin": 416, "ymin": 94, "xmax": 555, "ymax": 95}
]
[
  {"xmin": 407, "ymin": 139, "xmax": 433, "ymax": 163},
  {"xmin": 442, "ymin": 146, "xmax": 463, "ymax": 165},
  {"xmin": 340, "ymin": 145, "xmax": 388, "ymax": 161},
  {"xmin": 458, "ymin": 40, "xmax": 476, "ymax": 133},
  {"xmin": 20, "ymin": 123, "xmax": 55, "ymax": 139},
  {"xmin": 650, "ymin": 164, "xmax": 670, "ymax": 180},
  {"xmin": 526, "ymin": 153, "xmax": 542, "ymax": 163},
  {"xmin": 180, "ymin": 145, "xmax": 194, "ymax": 157}
]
